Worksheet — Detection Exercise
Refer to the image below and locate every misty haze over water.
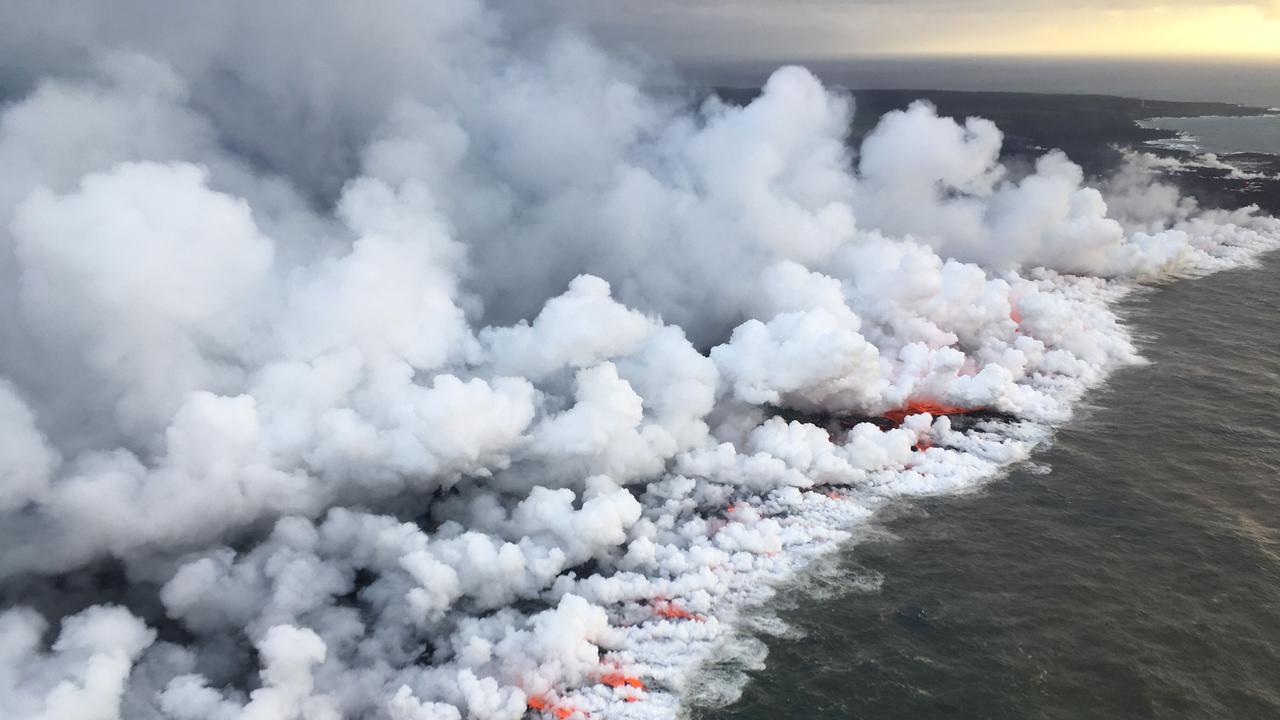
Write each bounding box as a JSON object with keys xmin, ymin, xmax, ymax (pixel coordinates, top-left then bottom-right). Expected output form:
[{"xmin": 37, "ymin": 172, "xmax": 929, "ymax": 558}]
[
  {"xmin": 1139, "ymin": 114, "xmax": 1280, "ymax": 156},
  {"xmin": 686, "ymin": 57, "xmax": 1280, "ymax": 109}
]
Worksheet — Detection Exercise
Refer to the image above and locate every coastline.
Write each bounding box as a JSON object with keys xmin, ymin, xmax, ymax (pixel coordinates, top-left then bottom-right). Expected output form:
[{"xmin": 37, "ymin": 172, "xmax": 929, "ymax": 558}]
[
  {"xmin": 716, "ymin": 86, "xmax": 1280, "ymax": 213},
  {"xmin": 606, "ymin": 88, "xmax": 1280, "ymax": 717},
  {"xmin": 696, "ymin": 245, "xmax": 1280, "ymax": 719},
  {"xmin": 1136, "ymin": 114, "xmax": 1280, "ymax": 161}
]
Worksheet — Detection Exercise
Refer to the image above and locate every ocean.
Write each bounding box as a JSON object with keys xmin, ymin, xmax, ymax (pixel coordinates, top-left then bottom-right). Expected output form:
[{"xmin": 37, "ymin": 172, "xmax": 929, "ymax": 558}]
[
  {"xmin": 692, "ymin": 246, "xmax": 1280, "ymax": 720},
  {"xmin": 1138, "ymin": 114, "xmax": 1280, "ymax": 157},
  {"xmin": 684, "ymin": 57, "xmax": 1280, "ymax": 109}
]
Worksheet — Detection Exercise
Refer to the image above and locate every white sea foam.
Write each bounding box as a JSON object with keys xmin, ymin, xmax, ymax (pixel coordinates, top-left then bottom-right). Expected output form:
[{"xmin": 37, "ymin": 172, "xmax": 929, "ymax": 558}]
[{"xmin": 1122, "ymin": 148, "xmax": 1280, "ymax": 184}]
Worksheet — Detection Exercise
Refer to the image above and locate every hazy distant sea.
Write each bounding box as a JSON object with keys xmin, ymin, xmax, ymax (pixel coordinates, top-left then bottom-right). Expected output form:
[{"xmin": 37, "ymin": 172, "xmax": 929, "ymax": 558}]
[
  {"xmin": 1138, "ymin": 114, "xmax": 1280, "ymax": 156},
  {"xmin": 684, "ymin": 56, "xmax": 1280, "ymax": 110}
]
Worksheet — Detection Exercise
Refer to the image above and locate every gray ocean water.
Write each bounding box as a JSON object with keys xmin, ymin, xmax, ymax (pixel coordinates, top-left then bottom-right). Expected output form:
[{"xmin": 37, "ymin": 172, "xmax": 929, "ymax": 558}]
[
  {"xmin": 691, "ymin": 233, "xmax": 1280, "ymax": 717},
  {"xmin": 686, "ymin": 57, "xmax": 1280, "ymax": 109},
  {"xmin": 1138, "ymin": 115, "xmax": 1280, "ymax": 156}
]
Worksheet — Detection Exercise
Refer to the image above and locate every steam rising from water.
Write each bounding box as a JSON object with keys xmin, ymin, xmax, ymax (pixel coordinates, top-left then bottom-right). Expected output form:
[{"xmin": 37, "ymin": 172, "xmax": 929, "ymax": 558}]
[{"xmin": 1, "ymin": 2, "xmax": 1277, "ymax": 719}]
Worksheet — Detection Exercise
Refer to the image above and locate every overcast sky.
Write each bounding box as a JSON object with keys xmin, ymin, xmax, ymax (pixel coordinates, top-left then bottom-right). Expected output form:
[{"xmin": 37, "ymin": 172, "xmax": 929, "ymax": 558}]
[{"xmin": 547, "ymin": 0, "xmax": 1280, "ymax": 60}]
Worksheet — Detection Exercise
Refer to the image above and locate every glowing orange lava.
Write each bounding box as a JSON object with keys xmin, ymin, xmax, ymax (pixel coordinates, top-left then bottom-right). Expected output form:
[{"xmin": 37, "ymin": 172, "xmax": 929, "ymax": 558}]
[
  {"xmin": 882, "ymin": 399, "xmax": 982, "ymax": 425},
  {"xmin": 1010, "ymin": 306, "xmax": 1024, "ymax": 325},
  {"xmin": 600, "ymin": 672, "xmax": 646, "ymax": 689},
  {"xmin": 651, "ymin": 597, "xmax": 703, "ymax": 621},
  {"xmin": 526, "ymin": 695, "xmax": 585, "ymax": 719}
]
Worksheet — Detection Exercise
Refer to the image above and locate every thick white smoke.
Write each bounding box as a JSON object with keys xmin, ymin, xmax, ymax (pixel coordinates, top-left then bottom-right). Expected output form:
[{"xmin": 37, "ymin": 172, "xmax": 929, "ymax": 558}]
[{"xmin": 1, "ymin": 2, "xmax": 1278, "ymax": 719}]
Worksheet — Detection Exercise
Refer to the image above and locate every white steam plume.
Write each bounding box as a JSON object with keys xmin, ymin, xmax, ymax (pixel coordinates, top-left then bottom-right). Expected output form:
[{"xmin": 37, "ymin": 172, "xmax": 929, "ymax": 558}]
[{"xmin": 0, "ymin": 2, "xmax": 1277, "ymax": 720}]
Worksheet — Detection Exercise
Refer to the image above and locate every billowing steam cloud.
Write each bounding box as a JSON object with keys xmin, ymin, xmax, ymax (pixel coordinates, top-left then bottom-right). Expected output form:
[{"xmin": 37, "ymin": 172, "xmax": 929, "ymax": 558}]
[{"xmin": 0, "ymin": 2, "xmax": 1277, "ymax": 719}]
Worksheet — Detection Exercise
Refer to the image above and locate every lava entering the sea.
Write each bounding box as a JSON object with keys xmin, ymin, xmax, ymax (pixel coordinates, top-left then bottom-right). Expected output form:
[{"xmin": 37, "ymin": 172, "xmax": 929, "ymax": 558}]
[
  {"xmin": 882, "ymin": 399, "xmax": 985, "ymax": 426},
  {"xmin": 651, "ymin": 597, "xmax": 703, "ymax": 621},
  {"xmin": 527, "ymin": 694, "xmax": 585, "ymax": 719}
]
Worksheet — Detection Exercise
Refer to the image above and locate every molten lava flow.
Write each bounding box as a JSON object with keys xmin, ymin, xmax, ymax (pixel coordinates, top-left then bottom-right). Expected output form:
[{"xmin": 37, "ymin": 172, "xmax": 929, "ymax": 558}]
[
  {"xmin": 912, "ymin": 436, "xmax": 934, "ymax": 452},
  {"xmin": 882, "ymin": 399, "xmax": 982, "ymax": 426},
  {"xmin": 651, "ymin": 597, "xmax": 703, "ymax": 621},
  {"xmin": 1010, "ymin": 306, "xmax": 1024, "ymax": 325},
  {"xmin": 527, "ymin": 696, "xmax": 586, "ymax": 719},
  {"xmin": 600, "ymin": 672, "xmax": 645, "ymax": 689}
]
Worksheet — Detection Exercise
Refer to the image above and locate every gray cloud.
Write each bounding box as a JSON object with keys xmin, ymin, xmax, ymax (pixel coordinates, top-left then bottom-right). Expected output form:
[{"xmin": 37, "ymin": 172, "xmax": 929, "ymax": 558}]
[{"xmin": 545, "ymin": 0, "xmax": 1280, "ymax": 58}]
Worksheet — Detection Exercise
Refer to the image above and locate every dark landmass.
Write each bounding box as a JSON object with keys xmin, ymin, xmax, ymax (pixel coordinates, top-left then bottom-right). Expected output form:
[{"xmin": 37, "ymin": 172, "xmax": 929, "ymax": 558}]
[
  {"xmin": 715, "ymin": 87, "xmax": 1280, "ymax": 214},
  {"xmin": 844, "ymin": 90, "xmax": 1266, "ymax": 168},
  {"xmin": 774, "ymin": 406, "xmax": 1018, "ymax": 437}
]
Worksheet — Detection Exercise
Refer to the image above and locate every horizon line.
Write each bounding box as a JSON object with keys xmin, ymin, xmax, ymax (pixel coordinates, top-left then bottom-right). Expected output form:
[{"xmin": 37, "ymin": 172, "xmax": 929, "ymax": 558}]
[{"xmin": 675, "ymin": 52, "xmax": 1280, "ymax": 65}]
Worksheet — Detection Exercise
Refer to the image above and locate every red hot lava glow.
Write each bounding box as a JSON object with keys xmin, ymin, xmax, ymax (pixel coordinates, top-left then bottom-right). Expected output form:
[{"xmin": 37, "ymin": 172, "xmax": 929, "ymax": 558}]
[
  {"xmin": 882, "ymin": 399, "xmax": 982, "ymax": 426},
  {"xmin": 651, "ymin": 597, "xmax": 703, "ymax": 621},
  {"xmin": 600, "ymin": 672, "xmax": 646, "ymax": 690},
  {"xmin": 527, "ymin": 695, "xmax": 584, "ymax": 719}
]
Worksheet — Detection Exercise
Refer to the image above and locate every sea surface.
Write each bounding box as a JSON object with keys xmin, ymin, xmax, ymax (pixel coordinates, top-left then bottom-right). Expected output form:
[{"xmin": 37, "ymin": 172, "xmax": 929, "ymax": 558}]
[
  {"xmin": 1138, "ymin": 115, "xmax": 1280, "ymax": 156},
  {"xmin": 691, "ymin": 249, "xmax": 1280, "ymax": 718},
  {"xmin": 686, "ymin": 57, "xmax": 1280, "ymax": 109}
]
